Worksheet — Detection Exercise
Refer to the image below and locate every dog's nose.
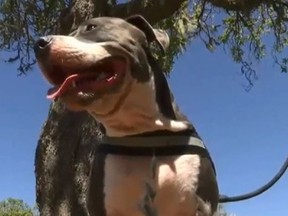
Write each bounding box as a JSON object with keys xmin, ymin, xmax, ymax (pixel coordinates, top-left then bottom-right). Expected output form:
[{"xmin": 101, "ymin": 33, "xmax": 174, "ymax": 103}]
[{"xmin": 34, "ymin": 36, "xmax": 53, "ymax": 57}]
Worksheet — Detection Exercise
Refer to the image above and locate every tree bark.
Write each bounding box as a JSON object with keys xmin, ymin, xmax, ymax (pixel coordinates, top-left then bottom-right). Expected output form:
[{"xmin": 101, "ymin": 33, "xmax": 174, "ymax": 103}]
[
  {"xmin": 109, "ymin": 0, "xmax": 187, "ymax": 25},
  {"xmin": 35, "ymin": 103, "xmax": 101, "ymax": 215},
  {"xmin": 35, "ymin": 0, "xmax": 187, "ymax": 215}
]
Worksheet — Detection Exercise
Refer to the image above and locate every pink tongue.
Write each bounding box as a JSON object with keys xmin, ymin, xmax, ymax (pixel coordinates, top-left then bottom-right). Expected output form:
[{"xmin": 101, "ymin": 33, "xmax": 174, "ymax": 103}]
[{"xmin": 47, "ymin": 74, "xmax": 79, "ymax": 100}]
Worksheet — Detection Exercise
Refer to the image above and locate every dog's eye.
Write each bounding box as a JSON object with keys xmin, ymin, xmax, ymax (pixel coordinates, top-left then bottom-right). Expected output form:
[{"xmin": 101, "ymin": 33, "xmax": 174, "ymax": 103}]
[{"xmin": 86, "ymin": 24, "xmax": 97, "ymax": 32}]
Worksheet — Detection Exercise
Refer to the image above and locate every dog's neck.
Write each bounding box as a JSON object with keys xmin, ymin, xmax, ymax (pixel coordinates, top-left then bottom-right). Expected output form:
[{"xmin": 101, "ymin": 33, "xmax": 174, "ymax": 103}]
[{"xmin": 88, "ymin": 79, "xmax": 190, "ymax": 137}]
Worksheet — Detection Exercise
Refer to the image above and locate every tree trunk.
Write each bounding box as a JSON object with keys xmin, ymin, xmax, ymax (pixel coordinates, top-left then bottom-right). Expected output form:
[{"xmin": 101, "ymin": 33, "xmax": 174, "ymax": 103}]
[
  {"xmin": 35, "ymin": 102, "xmax": 101, "ymax": 215},
  {"xmin": 35, "ymin": 0, "xmax": 186, "ymax": 215}
]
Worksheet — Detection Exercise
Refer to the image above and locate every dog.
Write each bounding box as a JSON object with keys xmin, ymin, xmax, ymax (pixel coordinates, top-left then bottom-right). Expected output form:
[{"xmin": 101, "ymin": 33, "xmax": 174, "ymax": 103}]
[{"xmin": 34, "ymin": 15, "xmax": 219, "ymax": 216}]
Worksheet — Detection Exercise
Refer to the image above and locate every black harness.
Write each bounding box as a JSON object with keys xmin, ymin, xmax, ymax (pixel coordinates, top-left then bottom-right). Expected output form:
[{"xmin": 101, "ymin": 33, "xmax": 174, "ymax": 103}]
[
  {"xmin": 97, "ymin": 135, "xmax": 216, "ymax": 172},
  {"xmin": 87, "ymin": 135, "xmax": 217, "ymax": 216},
  {"xmin": 98, "ymin": 135, "xmax": 209, "ymax": 153},
  {"xmin": 97, "ymin": 143, "xmax": 209, "ymax": 156}
]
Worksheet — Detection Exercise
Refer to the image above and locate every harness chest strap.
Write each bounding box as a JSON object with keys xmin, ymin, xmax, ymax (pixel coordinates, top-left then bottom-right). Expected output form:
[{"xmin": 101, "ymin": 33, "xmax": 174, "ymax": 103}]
[
  {"xmin": 87, "ymin": 135, "xmax": 217, "ymax": 215},
  {"xmin": 102, "ymin": 135, "xmax": 206, "ymax": 148},
  {"xmin": 97, "ymin": 135, "xmax": 216, "ymax": 174}
]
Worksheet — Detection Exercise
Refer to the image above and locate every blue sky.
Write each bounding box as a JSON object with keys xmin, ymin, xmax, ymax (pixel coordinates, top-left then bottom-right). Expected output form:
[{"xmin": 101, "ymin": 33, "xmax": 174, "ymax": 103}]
[{"xmin": 0, "ymin": 38, "xmax": 287, "ymax": 215}]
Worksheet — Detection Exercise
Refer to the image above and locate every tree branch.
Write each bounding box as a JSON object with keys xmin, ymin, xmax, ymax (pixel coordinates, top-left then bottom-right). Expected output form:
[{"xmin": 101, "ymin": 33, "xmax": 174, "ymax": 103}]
[
  {"xmin": 207, "ymin": 0, "xmax": 264, "ymax": 12},
  {"xmin": 109, "ymin": 0, "xmax": 187, "ymax": 25},
  {"xmin": 58, "ymin": 0, "xmax": 96, "ymax": 34}
]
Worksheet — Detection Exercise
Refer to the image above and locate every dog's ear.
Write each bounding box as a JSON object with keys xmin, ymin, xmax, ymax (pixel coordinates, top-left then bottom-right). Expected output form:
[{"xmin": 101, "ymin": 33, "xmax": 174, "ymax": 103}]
[{"xmin": 126, "ymin": 15, "xmax": 169, "ymax": 53}]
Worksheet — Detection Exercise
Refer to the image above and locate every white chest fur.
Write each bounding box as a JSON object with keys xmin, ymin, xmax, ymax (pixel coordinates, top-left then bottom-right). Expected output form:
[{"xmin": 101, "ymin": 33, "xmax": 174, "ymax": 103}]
[{"xmin": 103, "ymin": 154, "xmax": 202, "ymax": 216}]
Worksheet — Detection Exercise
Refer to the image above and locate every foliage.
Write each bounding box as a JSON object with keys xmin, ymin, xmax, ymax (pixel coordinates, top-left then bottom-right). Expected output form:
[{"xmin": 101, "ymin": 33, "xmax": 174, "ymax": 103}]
[
  {"xmin": 158, "ymin": 0, "xmax": 288, "ymax": 87},
  {"xmin": 0, "ymin": 198, "xmax": 38, "ymax": 216},
  {"xmin": 0, "ymin": 0, "xmax": 287, "ymax": 87},
  {"xmin": 0, "ymin": 0, "xmax": 70, "ymax": 73}
]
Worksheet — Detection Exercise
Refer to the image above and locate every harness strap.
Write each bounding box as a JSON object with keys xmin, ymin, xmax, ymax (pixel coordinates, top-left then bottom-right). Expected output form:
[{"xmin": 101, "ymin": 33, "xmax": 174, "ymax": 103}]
[
  {"xmin": 97, "ymin": 143, "xmax": 209, "ymax": 157},
  {"xmin": 98, "ymin": 136, "xmax": 216, "ymax": 174},
  {"xmin": 102, "ymin": 135, "xmax": 206, "ymax": 148}
]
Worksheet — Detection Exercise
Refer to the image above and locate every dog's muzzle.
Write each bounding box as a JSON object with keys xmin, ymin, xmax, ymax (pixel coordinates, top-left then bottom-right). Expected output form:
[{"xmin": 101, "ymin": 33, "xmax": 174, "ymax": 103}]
[{"xmin": 34, "ymin": 36, "xmax": 129, "ymax": 101}]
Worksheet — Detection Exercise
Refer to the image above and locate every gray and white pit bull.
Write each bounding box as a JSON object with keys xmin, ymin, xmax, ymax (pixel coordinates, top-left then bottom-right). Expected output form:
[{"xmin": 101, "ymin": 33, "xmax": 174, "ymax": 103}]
[{"xmin": 34, "ymin": 15, "xmax": 219, "ymax": 216}]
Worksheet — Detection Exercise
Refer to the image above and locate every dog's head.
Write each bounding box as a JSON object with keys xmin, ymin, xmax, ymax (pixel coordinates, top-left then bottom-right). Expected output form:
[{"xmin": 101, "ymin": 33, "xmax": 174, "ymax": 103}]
[
  {"xmin": 34, "ymin": 15, "xmax": 189, "ymax": 136},
  {"xmin": 35, "ymin": 16, "xmax": 168, "ymax": 111}
]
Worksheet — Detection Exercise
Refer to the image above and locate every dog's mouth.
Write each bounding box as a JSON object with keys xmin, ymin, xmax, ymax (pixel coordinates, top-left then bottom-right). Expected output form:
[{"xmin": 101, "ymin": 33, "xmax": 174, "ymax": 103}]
[{"xmin": 44, "ymin": 56, "xmax": 127, "ymax": 100}]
